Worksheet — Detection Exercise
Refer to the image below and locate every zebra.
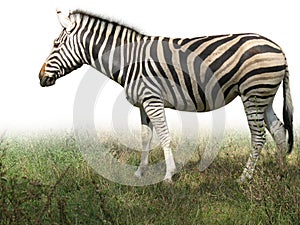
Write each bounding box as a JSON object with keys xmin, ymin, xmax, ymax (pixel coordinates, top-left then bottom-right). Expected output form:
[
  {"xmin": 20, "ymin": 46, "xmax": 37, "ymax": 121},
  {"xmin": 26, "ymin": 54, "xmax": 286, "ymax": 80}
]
[{"xmin": 39, "ymin": 9, "xmax": 293, "ymax": 182}]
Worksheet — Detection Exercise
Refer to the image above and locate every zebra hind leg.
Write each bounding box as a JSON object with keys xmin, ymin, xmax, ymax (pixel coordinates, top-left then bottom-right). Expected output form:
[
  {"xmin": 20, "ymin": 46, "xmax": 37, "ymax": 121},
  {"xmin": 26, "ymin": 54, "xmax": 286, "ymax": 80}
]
[
  {"xmin": 135, "ymin": 107, "xmax": 153, "ymax": 178},
  {"xmin": 264, "ymin": 104, "xmax": 287, "ymax": 170},
  {"xmin": 240, "ymin": 98, "xmax": 267, "ymax": 182}
]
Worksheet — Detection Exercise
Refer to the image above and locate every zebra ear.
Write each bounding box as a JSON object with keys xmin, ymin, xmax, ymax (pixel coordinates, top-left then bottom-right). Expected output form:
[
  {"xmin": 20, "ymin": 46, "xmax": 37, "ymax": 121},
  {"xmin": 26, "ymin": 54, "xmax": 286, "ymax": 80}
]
[{"xmin": 56, "ymin": 9, "xmax": 74, "ymax": 31}]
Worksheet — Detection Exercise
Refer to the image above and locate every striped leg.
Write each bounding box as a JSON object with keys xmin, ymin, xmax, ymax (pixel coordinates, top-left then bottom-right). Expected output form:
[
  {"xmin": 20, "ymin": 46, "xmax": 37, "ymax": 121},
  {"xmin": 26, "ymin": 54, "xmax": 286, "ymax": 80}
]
[
  {"xmin": 240, "ymin": 97, "xmax": 266, "ymax": 182},
  {"xmin": 142, "ymin": 99, "xmax": 176, "ymax": 182},
  {"xmin": 264, "ymin": 104, "xmax": 287, "ymax": 169},
  {"xmin": 135, "ymin": 107, "xmax": 153, "ymax": 178}
]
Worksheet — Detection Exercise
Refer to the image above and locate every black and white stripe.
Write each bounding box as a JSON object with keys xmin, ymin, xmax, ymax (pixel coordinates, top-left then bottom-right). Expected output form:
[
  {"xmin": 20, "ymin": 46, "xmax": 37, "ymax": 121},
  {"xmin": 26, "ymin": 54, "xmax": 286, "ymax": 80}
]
[{"xmin": 39, "ymin": 10, "xmax": 293, "ymax": 182}]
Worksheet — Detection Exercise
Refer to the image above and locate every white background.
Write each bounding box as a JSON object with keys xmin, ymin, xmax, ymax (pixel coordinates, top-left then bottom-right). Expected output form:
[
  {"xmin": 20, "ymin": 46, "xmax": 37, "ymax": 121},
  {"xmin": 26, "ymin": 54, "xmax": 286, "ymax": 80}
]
[{"xmin": 0, "ymin": 0, "xmax": 299, "ymax": 134}]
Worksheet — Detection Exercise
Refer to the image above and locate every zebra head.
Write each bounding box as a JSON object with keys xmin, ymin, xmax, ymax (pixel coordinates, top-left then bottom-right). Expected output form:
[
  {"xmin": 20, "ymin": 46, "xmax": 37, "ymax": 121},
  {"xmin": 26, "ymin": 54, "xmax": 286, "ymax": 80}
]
[{"xmin": 39, "ymin": 10, "xmax": 84, "ymax": 87}]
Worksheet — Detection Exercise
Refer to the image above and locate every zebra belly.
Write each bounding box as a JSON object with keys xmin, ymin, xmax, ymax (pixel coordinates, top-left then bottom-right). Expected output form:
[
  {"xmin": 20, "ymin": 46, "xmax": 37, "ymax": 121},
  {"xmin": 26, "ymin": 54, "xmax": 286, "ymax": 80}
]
[{"xmin": 162, "ymin": 87, "xmax": 239, "ymax": 112}]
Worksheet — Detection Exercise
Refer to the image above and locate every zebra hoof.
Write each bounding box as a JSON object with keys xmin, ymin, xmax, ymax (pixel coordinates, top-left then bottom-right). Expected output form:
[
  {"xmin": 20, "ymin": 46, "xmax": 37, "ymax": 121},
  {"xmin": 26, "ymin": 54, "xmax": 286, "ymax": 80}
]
[
  {"xmin": 163, "ymin": 177, "xmax": 173, "ymax": 183},
  {"xmin": 163, "ymin": 172, "xmax": 175, "ymax": 183},
  {"xmin": 237, "ymin": 173, "xmax": 252, "ymax": 184},
  {"xmin": 134, "ymin": 170, "xmax": 142, "ymax": 179},
  {"xmin": 134, "ymin": 165, "xmax": 148, "ymax": 178},
  {"xmin": 236, "ymin": 177, "xmax": 246, "ymax": 185}
]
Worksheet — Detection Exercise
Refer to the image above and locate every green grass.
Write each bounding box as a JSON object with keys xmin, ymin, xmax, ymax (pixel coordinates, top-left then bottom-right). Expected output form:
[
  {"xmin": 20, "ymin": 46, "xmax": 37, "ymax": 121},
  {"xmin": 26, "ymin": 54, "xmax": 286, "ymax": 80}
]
[{"xmin": 0, "ymin": 131, "xmax": 299, "ymax": 224}]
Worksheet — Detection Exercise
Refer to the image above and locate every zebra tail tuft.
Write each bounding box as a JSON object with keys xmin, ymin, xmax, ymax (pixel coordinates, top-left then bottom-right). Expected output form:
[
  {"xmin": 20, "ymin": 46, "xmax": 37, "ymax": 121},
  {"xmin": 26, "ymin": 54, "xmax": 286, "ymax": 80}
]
[{"xmin": 283, "ymin": 68, "xmax": 294, "ymax": 154}]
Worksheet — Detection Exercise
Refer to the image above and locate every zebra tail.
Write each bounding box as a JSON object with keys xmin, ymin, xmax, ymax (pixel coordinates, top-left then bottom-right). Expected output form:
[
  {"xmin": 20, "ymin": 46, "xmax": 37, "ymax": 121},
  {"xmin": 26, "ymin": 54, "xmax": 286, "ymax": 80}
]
[{"xmin": 283, "ymin": 67, "xmax": 294, "ymax": 154}]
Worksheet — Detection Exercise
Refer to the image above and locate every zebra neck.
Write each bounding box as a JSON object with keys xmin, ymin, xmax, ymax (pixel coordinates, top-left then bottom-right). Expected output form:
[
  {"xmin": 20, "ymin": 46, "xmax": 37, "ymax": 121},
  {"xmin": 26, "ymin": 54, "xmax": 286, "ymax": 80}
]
[{"xmin": 83, "ymin": 18, "xmax": 145, "ymax": 86}]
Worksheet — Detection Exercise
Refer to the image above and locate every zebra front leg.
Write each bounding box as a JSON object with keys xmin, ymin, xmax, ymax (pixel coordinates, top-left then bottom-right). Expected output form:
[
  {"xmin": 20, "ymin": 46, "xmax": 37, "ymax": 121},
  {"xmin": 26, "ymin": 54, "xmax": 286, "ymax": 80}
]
[
  {"xmin": 240, "ymin": 107, "xmax": 266, "ymax": 182},
  {"xmin": 135, "ymin": 107, "xmax": 153, "ymax": 178},
  {"xmin": 142, "ymin": 100, "xmax": 176, "ymax": 182}
]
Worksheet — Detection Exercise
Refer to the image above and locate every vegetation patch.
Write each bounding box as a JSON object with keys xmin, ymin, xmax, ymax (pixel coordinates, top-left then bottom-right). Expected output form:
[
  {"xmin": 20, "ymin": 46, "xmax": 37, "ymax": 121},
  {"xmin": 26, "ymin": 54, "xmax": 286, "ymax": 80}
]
[{"xmin": 0, "ymin": 131, "xmax": 299, "ymax": 224}]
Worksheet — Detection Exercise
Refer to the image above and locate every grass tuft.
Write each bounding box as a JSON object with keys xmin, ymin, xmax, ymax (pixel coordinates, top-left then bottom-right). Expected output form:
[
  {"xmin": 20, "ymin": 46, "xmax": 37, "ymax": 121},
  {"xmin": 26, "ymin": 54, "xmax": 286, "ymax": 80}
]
[{"xmin": 0, "ymin": 130, "xmax": 299, "ymax": 224}]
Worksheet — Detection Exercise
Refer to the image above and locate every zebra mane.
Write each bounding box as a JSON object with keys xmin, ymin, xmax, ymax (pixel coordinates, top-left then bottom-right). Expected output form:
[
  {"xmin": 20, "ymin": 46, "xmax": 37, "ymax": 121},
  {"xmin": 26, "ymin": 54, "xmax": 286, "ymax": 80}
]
[{"xmin": 70, "ymin": 9, "xmax": 143, "ymax": 34}]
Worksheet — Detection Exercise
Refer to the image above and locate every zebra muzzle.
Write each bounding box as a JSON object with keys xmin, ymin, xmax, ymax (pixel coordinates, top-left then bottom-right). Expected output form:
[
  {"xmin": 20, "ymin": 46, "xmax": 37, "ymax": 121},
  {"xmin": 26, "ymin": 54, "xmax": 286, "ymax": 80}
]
[
  {"xmin": 39, "ymin": 63, "xmax": 56, "ymax": 87},
  {"xmin": 40, "ymin": 75, "xmax": 56, "ymax": 87}
]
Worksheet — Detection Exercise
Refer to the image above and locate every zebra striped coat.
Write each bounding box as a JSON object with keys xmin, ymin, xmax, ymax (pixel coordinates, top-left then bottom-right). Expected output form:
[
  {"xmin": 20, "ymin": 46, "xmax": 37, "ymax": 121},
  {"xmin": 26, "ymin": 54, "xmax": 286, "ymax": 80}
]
[{"xmin": 39, "ymin": 10, "xmax": 293, "ymax": 182}]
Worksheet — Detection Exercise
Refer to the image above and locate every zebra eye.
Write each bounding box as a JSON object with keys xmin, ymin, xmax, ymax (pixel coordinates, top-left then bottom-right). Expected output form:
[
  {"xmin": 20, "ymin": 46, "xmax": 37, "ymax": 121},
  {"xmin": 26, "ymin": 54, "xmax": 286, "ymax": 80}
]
[{"xmin": 53, "ymin": 39, "xmax": 60, "ymax": 48}]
